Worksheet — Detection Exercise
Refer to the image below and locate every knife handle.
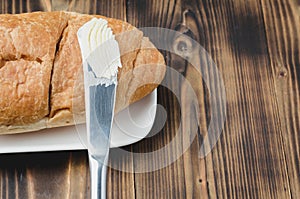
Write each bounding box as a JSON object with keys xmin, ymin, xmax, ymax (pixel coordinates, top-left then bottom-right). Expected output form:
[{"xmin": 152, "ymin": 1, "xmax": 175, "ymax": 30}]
[{"xmin": 89, "ymin": 154, "xmax": 108, "ymax": 199}]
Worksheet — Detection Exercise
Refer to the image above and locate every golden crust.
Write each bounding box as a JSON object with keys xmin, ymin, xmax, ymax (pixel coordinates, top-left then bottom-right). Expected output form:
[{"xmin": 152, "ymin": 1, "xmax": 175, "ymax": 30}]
[
  {"xmin": 0, "ymin": 12, "xmax": 69, "ymax": 126},
  {"xmin": 0, "ymin": 12, "xmax": 166, "ymax": 134}
]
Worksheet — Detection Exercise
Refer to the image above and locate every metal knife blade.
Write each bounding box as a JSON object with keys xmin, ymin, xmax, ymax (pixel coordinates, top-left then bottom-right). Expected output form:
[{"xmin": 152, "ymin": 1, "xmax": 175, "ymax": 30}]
[
  {"xmin": 87, "ymin": 81, "xmax": 116, "ymax": 199},
  {"xmin": 88, "ymin": 83, "xmax": 116, "ymax": 157}
]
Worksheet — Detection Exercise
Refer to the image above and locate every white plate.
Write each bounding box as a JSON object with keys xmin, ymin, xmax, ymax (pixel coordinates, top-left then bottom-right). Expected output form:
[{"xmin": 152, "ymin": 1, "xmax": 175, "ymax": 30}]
[{"xmin": 0, "ymin": 90, "xmax": 157, "ymax": 153}]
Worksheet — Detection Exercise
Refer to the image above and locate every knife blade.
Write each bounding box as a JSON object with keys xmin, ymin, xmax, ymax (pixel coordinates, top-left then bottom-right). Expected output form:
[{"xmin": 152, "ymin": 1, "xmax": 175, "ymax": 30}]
[
  {"xmin": 84, "ymin": 53, "xmax": 118, "ymax": 199},
  {"xmin": 87, "ymin": 80, "xmax": 116, "ymax": 199},
  {"xmin": 77, "ymin": 18, "xmax": 122, "ymax": 199}
]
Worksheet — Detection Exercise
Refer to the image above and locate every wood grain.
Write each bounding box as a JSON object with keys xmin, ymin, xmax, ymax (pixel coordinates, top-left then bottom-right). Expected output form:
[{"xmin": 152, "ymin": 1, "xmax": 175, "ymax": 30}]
[
  {"xmin": 261, "ymin": 0, "xmax": 300, "ymax": 198},
  {"xmin": 0, "ymin": 0, "xmax": 299, "ymax": 199}
]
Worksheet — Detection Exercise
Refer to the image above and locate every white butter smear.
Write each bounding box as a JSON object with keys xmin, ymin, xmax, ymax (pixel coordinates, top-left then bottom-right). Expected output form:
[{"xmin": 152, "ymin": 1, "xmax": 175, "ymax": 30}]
[{"xmin": 77, "ymin": 18, "xmax": 122, "ymax": 86}]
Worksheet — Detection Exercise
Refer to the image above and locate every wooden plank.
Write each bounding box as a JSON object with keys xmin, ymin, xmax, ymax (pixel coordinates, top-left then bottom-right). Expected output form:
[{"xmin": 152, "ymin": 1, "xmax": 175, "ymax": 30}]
[
  {"xmin": 107, "ymin": 146, "xmax": 136, "ymax": 199},
  {"xmin": 0, "ymin": 0, "xmax": 127, "ymax": 18},
  {"xmin": 0, "ymin": 151, "xmax": 89, "ymax": 199},
  {"xmin": 51, "ymin": 0, "xmax": 126, "ymax": 19},
  {"xmin": 68, "ymin": 152, "xmax": 90, "ymax": 199},
  {"xmin": 260, "ymin": 0, "xmax": 300, "ymax": 198},
  {"xmin": 0, "ymin": 0, "xmax": 52, "ymax": 13},
  {"xmin": 195, "ymin": 0, "xmax": 293, "ymax": 198}
]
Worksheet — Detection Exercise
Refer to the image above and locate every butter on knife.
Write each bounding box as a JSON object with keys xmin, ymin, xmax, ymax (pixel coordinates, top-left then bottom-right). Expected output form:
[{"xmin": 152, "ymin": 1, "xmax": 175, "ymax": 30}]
[
  {"xmin": 77, "ymin": 18, "xmax": 122, "ymax": 199},
  {"xmin": 77, "ymin": 17, "xmax": 122, "ymax": 85}
]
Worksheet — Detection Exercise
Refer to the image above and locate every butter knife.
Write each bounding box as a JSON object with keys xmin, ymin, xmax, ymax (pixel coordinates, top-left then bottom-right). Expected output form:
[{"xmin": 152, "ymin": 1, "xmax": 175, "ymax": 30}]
[{"xmin": 77, "ymin": 18, "xmax": 122, "ymax": 199}]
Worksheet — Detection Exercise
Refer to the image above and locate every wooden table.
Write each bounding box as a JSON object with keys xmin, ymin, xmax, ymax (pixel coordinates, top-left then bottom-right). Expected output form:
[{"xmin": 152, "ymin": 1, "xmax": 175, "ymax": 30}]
[{"xmin": 0, "ymin": 0, "xmax": 299, "ymax": 198}]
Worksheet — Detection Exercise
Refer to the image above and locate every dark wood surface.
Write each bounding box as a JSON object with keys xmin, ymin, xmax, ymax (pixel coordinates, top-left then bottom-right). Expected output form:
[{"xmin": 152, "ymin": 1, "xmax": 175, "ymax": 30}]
[{"xmin": 0, "ymin": 0, "xmax": 299, "ymax": 198}]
